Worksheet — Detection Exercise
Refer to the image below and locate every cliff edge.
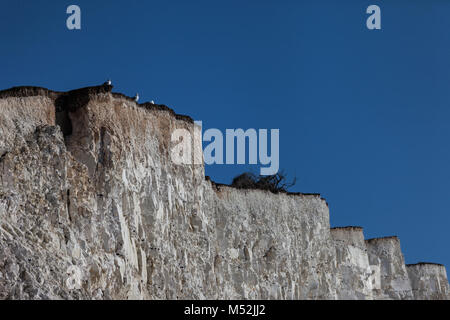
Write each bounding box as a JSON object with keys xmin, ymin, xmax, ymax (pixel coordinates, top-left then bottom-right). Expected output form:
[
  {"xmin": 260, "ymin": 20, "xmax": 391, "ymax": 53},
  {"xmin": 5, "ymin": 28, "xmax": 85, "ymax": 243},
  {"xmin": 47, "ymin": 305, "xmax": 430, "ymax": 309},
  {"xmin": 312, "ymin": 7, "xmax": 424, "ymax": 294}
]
[{"xmin": 0, "ymin": 85, "xmax": 448, "ymax": 300}]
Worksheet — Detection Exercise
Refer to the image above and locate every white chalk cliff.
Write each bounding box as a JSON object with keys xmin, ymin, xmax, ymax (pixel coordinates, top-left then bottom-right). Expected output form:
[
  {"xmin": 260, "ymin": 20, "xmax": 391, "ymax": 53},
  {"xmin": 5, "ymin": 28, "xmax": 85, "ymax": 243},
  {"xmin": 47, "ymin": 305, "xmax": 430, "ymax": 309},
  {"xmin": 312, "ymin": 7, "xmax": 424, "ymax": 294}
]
[{"xmin": 0, "ymin": 85, "xmax": 448, "ymax": 300}]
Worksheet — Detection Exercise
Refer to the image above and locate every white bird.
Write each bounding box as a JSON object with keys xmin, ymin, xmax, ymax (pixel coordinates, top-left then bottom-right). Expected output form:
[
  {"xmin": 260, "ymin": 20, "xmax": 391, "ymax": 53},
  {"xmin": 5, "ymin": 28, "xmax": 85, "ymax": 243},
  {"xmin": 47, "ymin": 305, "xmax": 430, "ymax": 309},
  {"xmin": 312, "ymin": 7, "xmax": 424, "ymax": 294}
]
[
  {"xmin": 134, "ymin": 93, "xmax": 139, "ymax": 102},
  {"xmin": 103, "ymin": 79, "xmax": 112, "ymax": 86},
  {"xmin": 150, "ymin": 100, "xmax": 155, "ymax": 104}
]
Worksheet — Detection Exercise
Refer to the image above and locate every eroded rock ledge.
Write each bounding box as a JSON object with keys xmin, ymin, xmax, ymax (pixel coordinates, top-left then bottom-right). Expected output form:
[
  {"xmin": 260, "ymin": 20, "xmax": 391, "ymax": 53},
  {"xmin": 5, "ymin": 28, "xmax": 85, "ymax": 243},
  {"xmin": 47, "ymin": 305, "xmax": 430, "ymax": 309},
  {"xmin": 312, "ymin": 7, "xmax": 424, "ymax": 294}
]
[{"xmin": 0, "ymin": 85, "xmax": 448, "ymax": 300}]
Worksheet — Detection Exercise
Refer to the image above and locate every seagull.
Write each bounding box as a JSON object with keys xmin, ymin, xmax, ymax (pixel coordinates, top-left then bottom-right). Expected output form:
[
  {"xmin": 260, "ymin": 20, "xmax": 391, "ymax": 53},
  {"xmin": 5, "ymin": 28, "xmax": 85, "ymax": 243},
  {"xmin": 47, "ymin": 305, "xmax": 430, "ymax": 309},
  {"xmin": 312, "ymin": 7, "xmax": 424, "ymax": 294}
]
[
  {"xmin": 103, "ymin": 79, "xmax": 112, "ymax": 86},
  {"xmin": 150, "ymin": 100, "xmax": 155, "ymax": 104},
  {"xmin": 134, "ymin": 93, "xmax": 139, "ymax": 102}
]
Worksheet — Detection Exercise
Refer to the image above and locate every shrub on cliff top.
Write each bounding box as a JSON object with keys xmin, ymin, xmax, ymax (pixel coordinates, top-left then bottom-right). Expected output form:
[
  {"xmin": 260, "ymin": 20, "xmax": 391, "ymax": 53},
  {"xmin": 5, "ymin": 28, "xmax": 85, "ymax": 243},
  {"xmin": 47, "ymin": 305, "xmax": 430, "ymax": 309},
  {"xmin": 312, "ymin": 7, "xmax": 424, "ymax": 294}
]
[{"xmin": 231, "ymin": 171, "xmax": 296, "ymax": 193}]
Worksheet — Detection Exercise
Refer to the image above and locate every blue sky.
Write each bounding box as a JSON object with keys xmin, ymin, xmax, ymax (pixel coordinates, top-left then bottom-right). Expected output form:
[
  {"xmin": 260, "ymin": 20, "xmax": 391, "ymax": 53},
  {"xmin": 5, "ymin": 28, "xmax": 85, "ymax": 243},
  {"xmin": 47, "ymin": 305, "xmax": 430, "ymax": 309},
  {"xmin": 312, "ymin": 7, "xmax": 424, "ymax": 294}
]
[{"xmin": 1, "ymin": 0, "xmax": 449, "ymax": 269}]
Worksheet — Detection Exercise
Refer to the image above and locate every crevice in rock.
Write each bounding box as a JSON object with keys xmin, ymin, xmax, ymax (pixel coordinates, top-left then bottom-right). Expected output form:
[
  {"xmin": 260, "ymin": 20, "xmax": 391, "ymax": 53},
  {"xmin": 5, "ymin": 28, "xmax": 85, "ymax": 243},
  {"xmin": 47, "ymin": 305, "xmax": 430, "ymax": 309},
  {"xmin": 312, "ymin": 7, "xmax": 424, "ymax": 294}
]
[
  {"xmin": 67, "ymin": 189, "xmax": 72, "ymax": 223},
  {"xmin": 98, "ymin": 127, "xmax": 106, "ymax": 165},
  {"xmin": 55, "ymin": 108, "xmax": 73, "ymax": 138},
  {"xmin": 54, "ymin": 84, "xmax": 114, "ymax": 143}
]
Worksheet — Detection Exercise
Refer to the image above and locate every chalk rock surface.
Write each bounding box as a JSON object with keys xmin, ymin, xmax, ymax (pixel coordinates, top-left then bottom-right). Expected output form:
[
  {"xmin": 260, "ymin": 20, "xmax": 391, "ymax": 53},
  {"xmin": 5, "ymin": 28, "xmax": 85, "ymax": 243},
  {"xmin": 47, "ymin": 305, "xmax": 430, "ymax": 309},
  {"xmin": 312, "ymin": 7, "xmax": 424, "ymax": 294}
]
[{"xmin": 0, "ymin": 85, "xmax": 448, "ymax": 300}]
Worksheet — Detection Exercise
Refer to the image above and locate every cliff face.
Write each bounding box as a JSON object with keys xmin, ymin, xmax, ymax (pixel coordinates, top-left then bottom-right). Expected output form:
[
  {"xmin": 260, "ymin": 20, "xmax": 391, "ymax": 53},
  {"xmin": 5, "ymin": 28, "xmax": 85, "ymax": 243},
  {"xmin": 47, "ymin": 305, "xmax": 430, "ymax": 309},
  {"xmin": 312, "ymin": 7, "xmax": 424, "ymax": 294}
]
[{"xmin": 0, "ymin": 85, "xmax": 448, "ymax": 300}]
